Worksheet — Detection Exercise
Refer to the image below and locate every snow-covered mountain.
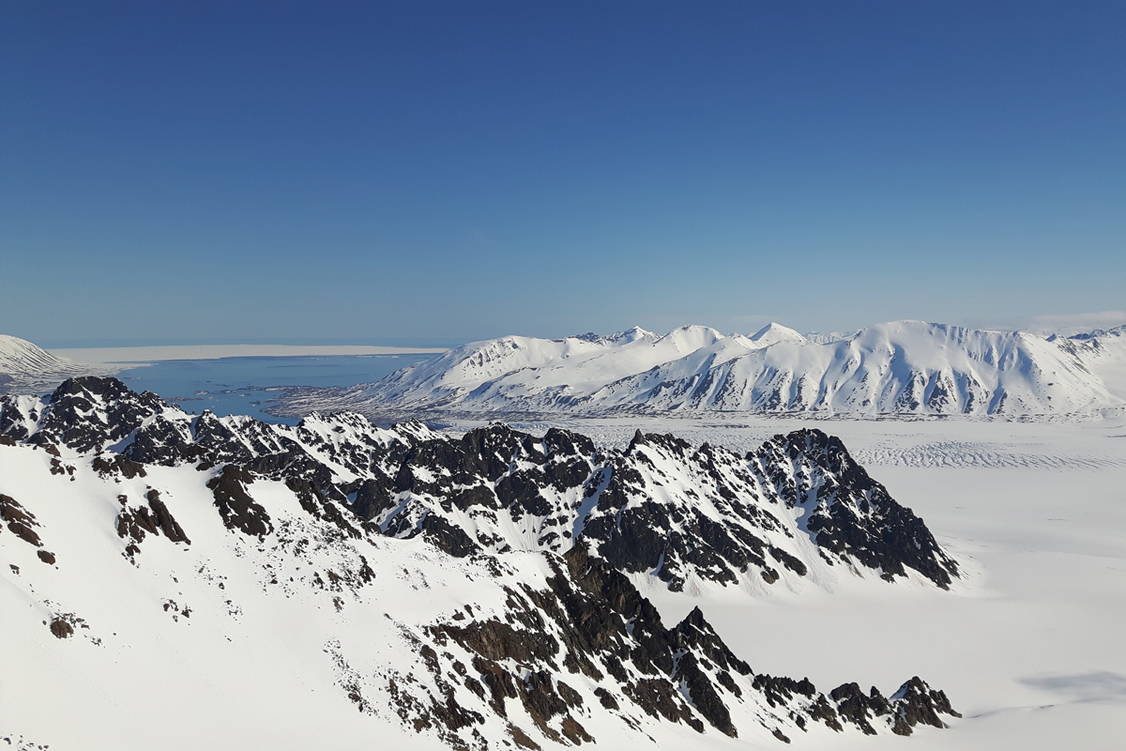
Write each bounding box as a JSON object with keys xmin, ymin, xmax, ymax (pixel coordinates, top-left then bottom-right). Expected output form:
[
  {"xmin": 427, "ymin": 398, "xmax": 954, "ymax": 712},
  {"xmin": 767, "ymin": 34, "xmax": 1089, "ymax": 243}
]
[
  {"xmin": 281, "ymin": 321, "xmax": 1126, "ymax": 419},
  {"xmin": 2, "ymin": 377, "xmax": 960, "ymax": 749},
  {"xmin": 1052, "ymin": 324, "xmax": 1126, "ymax": 402},
  {"xmin": 0, "ymin": 333, "xmax": 103, "ymax": 393},
  {"xmin": 749, "ymin": 321, "xmax": 808, "ymax": 347}
]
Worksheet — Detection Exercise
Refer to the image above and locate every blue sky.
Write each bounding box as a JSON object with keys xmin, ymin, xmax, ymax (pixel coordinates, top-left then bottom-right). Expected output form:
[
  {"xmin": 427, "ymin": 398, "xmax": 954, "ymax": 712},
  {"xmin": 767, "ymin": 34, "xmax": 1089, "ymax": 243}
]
[{"xmin": 3, "ymin": 1, "xmax": 1124, "ymax": 346}]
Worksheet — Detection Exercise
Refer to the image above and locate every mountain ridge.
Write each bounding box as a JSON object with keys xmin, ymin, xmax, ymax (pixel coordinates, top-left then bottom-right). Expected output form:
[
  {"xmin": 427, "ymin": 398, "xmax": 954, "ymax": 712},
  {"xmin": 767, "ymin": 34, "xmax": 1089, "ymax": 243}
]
[
  {"xmin": 1, "ymin": 376, "xmax": 959, "ymax": 594},
  {"xmin": 1, "ymin": 377, "xmax": 961, "ymax": 749},
  {"xmin": 279, "ymin": 320, "xmax": 1126, "ymax": 419}
]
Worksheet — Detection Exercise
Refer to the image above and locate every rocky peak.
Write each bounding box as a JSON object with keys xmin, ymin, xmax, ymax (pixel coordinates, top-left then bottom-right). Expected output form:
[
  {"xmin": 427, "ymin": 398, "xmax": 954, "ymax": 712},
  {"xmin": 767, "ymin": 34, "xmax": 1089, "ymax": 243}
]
[{"xmin": 24, "ymin": 376, "xmax": 167, "ymax": 454}]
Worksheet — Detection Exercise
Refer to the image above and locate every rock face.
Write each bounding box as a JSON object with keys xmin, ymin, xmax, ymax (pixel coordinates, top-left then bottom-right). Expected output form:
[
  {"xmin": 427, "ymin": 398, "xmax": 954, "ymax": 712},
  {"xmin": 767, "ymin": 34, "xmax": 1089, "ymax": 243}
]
[
  {"xmin": 0, "ymin": 378, "xmax": 960, "ymax": 749},
  {"xmin": 417, "ymin": 547, "xmax": 959, "ymax": 746}
]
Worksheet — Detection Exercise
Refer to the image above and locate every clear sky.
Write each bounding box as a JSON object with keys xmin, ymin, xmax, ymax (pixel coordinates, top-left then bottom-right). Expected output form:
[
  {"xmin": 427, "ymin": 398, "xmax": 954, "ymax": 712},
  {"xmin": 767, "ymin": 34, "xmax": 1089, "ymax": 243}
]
[{"xmin": 3, "ymin": 1, "xmax": 1124, "ymax": 346}]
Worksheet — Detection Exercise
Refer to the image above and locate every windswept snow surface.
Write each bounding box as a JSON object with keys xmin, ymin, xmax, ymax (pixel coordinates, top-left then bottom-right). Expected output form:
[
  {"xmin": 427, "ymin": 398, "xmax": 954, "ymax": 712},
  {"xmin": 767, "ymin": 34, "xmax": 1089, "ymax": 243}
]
[{"xmin": 279, "ymin": 321, "xmax": 1126, "ymax": 419}]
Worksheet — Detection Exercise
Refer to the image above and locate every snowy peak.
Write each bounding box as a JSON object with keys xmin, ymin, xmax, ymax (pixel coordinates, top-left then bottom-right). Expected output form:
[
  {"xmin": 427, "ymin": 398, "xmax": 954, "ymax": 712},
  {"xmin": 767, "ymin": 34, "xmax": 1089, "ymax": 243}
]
[
  {"xmin": 653, "ymin": 324, "xmax": 725, "ymax": 350},
  {"xmin": 749, "ymin": 321, "xmax": 808, "ymax": 347},
  {"xmin": 614, "ymin": 324, "xmax": 657, "ymax": 342},
  {"xmin": 575, "ymin": 325, "xmax": 658, "ymax": 344}
]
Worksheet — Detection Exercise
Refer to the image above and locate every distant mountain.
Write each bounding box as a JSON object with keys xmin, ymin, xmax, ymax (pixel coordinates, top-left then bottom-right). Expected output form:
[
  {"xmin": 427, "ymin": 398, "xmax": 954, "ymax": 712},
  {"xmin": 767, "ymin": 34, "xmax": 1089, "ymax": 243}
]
[
  {"xmin": 282, "ymin": 321, "xmax": 1126, "ymax": 419},
  {"xmin": 2, "ymin": 377, "xmax": 960, "ymax": 748},
  {"xmin": 750, "ymin": 321, "xmax": 808, "ymax": 347},
  {"xmin": 803, "ymin": 329, "xmax": 857, "ymax": 344},
  {"xmin": 1053, "ymin": 324, "xmax": 1126, "ymax": 402},
  {"xmin": 0, "ymin": 333, "xmax": 103, "ymax": 393}
]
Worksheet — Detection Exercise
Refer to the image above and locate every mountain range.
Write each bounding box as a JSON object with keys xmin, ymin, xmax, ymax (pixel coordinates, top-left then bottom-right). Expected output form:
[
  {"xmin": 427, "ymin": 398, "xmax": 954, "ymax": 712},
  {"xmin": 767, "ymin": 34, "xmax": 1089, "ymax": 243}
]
[
  {"xmin": 2, "ymin": 377, "xmax": 960, "ymax": 749},
  {"xmin": 280, "ymin": 321, "xmax": 1126, "ymax": 419}
]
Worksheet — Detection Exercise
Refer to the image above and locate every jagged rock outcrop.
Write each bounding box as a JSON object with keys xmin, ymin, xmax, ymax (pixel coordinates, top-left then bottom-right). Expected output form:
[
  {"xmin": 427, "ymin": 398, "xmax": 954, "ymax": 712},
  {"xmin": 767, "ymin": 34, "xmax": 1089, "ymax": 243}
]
[
  {"xmin": 0, "ymin": 377, "xmax": 959, "ymax": 593},
  {"xmin": 410, "ymin": 548, "xmax": 959, "ymax": 745}
]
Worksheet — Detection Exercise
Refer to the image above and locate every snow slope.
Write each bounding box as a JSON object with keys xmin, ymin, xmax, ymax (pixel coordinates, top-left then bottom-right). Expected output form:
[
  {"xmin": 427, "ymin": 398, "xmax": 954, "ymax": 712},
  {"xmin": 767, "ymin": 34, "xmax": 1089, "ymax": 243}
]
[
  {"xmin": 0, "ymin": 334, "xmax": 104, "ymax": 393},
  {"xmin": 1055, "ymin": 324, "xmax": 1126, "ymax": 401},
  {"xmin": 280, "ymin": 321, "xmax": 1126, "ymax": 419}
]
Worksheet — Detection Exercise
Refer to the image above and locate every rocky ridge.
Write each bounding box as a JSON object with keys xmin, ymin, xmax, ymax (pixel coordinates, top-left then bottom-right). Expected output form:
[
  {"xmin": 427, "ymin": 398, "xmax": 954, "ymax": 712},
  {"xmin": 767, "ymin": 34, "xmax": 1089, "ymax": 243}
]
[
  {"xmin": 1, "ymin": 377, "xmax": 959, "ymax": 593},
  {"xmin": 1, "ymin": 377, "xmax": 961, "ymax": 749}
]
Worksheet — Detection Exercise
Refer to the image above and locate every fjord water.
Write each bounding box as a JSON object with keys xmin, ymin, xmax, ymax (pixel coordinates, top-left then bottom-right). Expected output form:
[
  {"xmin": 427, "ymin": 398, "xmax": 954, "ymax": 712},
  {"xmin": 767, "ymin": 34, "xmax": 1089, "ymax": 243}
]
[{"xmin": 116, "ymin": 353, "xmax": 438, "ymax": 423}]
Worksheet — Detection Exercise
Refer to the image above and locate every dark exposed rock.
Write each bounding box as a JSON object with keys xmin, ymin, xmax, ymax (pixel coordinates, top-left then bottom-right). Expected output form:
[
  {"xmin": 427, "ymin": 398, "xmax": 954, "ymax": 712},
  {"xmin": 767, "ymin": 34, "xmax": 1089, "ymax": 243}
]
[
  {"xmin": 92, "ymin": 453, "xmax": 147, "ymax": 479},
  {"xmin": 207, "ymin": 465, "xmax": 272, "ymax": 537},
  {"xmin": 49, "ymin": 457, "xmax": 76, "ymax": 477},
  {"xmin": 146, "ymin": 489, "xmax": 190, "ymax": 544},
  {"xmin": 752, "ymin": 429, "xmax": 960, "ymax": 588},
  {"xmin": 888, "ymin": 676, "xmax": 961, "ymax": 734},
  {"xmin": 829, "ymin": 682, "xmax": 884, "ymax": 734},
  {"xmin": 509, "ymin": 726, "xmax": 540, "ymax": 750},
  {"xmin": 435, "ymin": 617, "xmax": 557, "ymax": 665},
  {"xmin": 673, "ymin": 652, "xmax": 737, "ymax": 735},
  {"xmin": 116, "ymin": 502, "xmax": 159, "ymax": 544},
  {"xmin": 421, "ymin": 545, "xmax": 957, "ymax": 745},
  {"xmin": 1, "ymin": 493, "xmax": 42, "ymax": 547},
  {"xmin": 674, "ymin": 606, "xmax": 752, "ymax": 679},
  {"xmin": 593, "ymin": 687, "xmax": 619, "ymax": 710},
  {"xmin": 114, "ymin": 489, "xmax": 190, "ymax": 555},
  {"xmin": 49, "ymin": 617, "xmax": 74, "ymax": 639},
  {"xmin": 27, "ymin": 377, "xmax": 166, "ymax": 454},
  {"xmin": 417, "ymin": 515, "xmax": 479, "ymax": 557},
  {"xmin": 349, "ymin": 477, "xmax": 396, "ymax": 522},
  {"xmin": 286, "ymin": 478, "xmax": 360, "ymax": 538}
]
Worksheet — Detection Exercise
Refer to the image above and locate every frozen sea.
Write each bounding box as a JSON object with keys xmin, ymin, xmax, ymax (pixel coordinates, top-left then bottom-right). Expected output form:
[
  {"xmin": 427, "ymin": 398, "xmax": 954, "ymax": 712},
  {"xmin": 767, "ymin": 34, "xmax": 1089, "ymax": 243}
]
[{"xmin": 116, "ymin": 353, "xmax": 439, "ymax": 424}]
